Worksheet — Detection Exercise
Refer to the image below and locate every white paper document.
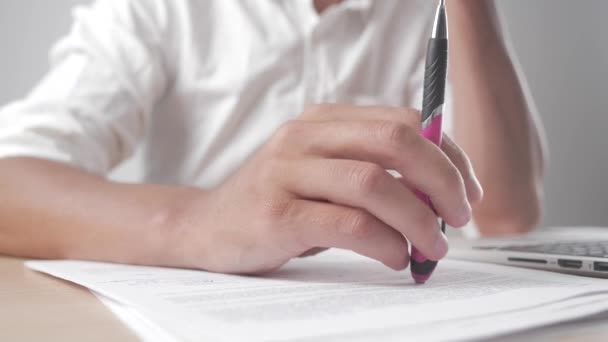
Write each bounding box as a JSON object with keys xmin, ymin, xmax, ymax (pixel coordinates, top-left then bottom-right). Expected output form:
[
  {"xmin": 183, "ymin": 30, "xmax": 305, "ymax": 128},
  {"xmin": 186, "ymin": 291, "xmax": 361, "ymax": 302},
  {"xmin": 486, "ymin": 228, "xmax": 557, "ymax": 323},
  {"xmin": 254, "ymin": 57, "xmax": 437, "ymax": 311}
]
[{"xmin": 26, "ymin": 250, "xmax": 608, "ymax": 342}]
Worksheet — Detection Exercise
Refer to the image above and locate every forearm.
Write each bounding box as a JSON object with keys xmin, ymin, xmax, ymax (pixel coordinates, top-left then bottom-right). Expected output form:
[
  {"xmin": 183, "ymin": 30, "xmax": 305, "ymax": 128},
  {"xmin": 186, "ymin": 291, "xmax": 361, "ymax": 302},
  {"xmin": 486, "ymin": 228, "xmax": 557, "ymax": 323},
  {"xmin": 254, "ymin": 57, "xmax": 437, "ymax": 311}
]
[
  {"xmin": 0, "ymin": 157, "xmax": 200, "ymax": 265},
  {"xmin": 447, "ymin": 1, "xmax": 547, "ymax": 234}
]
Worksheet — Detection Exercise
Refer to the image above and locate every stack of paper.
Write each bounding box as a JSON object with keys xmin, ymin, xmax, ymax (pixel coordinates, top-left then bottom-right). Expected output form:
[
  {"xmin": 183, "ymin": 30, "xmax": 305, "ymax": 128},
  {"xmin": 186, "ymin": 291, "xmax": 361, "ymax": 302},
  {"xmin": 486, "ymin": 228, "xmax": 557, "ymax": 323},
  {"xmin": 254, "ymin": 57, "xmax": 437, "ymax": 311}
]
[{"xmin": 27, "ymin": 250, "xmax": 608, "ymax": 341}]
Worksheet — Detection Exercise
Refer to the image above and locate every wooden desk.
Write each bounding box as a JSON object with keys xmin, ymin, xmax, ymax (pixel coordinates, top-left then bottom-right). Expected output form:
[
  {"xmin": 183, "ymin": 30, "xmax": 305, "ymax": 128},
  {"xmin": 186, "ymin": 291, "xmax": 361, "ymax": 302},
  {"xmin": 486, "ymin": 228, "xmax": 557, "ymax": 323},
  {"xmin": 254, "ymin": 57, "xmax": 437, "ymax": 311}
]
[
  {"xmin": 1, "ymin": 255, "xmax": 608, "ymax": 342},
  {"xmin": 0, "ymin": 256, "xmax": 137, "ymax": 342}
]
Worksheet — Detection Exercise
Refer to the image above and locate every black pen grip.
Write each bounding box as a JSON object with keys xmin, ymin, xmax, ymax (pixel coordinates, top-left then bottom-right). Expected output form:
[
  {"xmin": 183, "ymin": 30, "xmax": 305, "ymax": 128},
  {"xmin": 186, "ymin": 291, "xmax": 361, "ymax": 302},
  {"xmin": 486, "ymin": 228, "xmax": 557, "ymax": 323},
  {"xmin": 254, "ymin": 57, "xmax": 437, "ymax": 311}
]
[{"xmin": 421, "ymin": 38, "xmax": 448, "ymax": 121}]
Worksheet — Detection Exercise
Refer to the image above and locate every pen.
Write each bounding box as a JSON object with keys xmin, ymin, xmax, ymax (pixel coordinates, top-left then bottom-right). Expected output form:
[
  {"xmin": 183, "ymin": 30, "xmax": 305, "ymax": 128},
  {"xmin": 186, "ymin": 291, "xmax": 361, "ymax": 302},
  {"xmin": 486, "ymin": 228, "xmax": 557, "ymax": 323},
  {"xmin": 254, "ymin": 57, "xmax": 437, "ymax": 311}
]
[{"xmin": 410, "ymin": 0, "xmax": 449, "ymax": 284}]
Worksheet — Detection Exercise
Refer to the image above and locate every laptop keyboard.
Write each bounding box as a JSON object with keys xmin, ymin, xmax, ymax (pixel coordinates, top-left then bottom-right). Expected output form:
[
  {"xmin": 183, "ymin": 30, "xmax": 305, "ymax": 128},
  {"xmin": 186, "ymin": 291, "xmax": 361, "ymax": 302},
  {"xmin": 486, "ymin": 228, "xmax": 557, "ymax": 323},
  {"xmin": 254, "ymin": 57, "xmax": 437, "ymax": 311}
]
[{"xmin": 474, "ymin": 241, "xmax": 608, "ymax": 258}]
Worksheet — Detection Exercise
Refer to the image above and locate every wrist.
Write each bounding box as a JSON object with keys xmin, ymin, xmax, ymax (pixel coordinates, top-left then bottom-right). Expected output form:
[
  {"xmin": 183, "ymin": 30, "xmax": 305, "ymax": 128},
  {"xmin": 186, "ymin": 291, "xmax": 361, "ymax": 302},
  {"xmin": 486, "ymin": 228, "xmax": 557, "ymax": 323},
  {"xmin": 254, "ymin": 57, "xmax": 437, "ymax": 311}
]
[
  {"xmin": 107, "ymin": 184, "xmax": 211, "ymax": 268},
  {"xmin": 152, "ymin": 186, "xmax": 215, "ymax": 269}
]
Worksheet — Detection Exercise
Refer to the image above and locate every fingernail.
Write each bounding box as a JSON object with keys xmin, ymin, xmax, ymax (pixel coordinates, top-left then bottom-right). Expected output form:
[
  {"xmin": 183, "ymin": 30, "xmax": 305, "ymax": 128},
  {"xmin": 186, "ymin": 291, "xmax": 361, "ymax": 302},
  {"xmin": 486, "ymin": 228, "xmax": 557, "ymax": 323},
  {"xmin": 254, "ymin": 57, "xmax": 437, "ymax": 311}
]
[{"xmin": 433, "ymin": 233, "xmax": 449, "ymax": 258}]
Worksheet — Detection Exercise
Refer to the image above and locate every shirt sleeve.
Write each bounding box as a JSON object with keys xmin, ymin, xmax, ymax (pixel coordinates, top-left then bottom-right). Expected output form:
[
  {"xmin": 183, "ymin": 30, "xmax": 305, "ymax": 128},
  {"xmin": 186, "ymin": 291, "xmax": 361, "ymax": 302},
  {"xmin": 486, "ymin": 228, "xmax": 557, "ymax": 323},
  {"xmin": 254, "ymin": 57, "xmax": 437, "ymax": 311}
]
[{"xmin": 0, "ymin": 0, "xmax": 169, "ymax": 174}]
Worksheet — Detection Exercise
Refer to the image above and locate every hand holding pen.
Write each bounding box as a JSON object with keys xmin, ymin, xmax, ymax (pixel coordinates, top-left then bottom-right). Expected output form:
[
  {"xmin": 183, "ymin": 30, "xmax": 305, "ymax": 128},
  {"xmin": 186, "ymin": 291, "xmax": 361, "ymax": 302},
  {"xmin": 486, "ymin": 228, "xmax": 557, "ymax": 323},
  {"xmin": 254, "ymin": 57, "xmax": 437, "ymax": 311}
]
[
  {"xmin": 410, "ymin": 0, "xmax": 450, "ymax": 284},
  {"xmin": 143, "ymin": 4, "xmax": 478, "ymax": 276}
]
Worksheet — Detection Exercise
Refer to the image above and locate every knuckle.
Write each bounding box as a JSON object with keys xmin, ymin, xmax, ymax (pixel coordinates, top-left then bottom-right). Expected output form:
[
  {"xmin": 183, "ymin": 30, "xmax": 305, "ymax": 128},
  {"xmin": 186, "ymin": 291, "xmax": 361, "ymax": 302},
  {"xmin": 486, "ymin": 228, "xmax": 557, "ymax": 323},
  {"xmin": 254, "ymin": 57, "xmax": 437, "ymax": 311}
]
[
  {"xmin": 260, "ymin": 195, "xmax": 290, "ymax": 222},
  {"xmin": 379, "ymin": 121, "xmax": 408, "ymax": 143},
  {"xmin": 259, "ymin": 195, "xmax": 294, "ymax": 224},
  {"xmin": 268, "ymin": 120, "xmax": 304, "ymax": 153},
  {"xmin": 378, "ymin": 121, "xmax": 420, "ymax": 150},
  {"xmin": 348, "ymin": 163, "xmax": 386, "ymax": 194},
  {"xmin": 375, "ymin": 122, "xmax": 420, "ymax": 168},
  {"xmin": 337, "ymin": 210, "xmax": 374, "ymax": 240}
]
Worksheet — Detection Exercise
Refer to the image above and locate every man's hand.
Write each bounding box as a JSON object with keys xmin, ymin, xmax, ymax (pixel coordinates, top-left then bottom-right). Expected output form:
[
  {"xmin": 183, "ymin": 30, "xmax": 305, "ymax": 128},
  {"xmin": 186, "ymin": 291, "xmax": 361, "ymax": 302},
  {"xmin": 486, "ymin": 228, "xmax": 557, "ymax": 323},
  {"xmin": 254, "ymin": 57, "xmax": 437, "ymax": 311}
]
[{"xmin": 173, "ymin": 104, "xmax": 483, "ymax": 274}]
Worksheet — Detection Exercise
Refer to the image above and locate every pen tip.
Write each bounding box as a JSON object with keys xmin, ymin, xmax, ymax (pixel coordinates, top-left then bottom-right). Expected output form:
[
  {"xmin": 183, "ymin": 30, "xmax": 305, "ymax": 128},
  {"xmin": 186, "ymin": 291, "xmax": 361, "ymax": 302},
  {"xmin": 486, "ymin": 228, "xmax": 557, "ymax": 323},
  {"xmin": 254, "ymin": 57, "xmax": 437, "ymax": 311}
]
[{"xmin": 432, "ymin": 0, "xmax": 448, "ymax": 39}]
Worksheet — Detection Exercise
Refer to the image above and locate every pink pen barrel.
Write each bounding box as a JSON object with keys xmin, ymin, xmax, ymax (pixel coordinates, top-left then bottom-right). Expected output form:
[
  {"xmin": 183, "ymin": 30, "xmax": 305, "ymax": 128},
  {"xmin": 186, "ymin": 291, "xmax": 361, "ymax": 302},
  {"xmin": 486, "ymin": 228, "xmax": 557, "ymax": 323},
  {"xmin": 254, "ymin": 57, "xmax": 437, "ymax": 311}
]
[
  {"xmin": 421, "ymin": 114, "xmax": 443, "ymax": 146},
  {"xmin": 410, "ymin": 114, "xmax": 444, "ymax": 284}
]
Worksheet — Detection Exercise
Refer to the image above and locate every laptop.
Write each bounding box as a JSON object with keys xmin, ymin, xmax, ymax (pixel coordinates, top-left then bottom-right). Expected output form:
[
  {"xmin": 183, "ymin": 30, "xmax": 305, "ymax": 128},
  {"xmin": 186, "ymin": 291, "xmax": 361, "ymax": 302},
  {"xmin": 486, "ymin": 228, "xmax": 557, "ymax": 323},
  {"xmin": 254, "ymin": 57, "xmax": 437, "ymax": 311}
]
[{"xmin": 449, "ymin": 226, "xmax": 608, "ymax": 278}]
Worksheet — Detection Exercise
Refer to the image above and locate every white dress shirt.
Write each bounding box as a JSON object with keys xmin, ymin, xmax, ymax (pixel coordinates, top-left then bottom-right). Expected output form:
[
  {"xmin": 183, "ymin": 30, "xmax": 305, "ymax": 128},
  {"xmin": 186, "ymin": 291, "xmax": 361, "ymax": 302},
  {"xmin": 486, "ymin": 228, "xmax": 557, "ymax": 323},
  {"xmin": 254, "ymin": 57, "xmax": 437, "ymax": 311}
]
[{"xmin": 0, "ymin": 0, "xmax": 452, "ymax": 188}]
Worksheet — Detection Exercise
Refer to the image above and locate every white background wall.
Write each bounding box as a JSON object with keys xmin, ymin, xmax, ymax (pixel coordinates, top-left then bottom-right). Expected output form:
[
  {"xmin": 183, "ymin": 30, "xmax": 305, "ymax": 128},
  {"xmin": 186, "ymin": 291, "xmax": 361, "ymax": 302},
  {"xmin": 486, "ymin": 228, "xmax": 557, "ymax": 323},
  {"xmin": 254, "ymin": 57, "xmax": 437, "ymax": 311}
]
[{"xmin": 0, "ymin": 0, "xmax": 607, "ymax": 228}]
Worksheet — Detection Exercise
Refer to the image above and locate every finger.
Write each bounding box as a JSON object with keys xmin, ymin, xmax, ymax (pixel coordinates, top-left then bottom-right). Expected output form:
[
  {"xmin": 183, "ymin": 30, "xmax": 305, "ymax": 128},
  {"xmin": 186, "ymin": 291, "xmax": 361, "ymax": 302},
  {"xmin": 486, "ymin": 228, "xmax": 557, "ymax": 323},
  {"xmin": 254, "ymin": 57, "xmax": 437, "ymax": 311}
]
[
  {"xmin": 302, "ymin": 103, "xmax": 421, "ymax": 127},
  {"xmin": 278, "ymin": 159, "xmax": 448, "ymax": 261},
  {"xmin": 283, "ymin": 199, "xmax": 410, "ymax": 270},
  {"xmin": 441, "ymin": 134, "xmax": 484, "ymax": 204},
  {"xmin": 269, "ymin": 120, "xmax": 470, "ymax": 228}
]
